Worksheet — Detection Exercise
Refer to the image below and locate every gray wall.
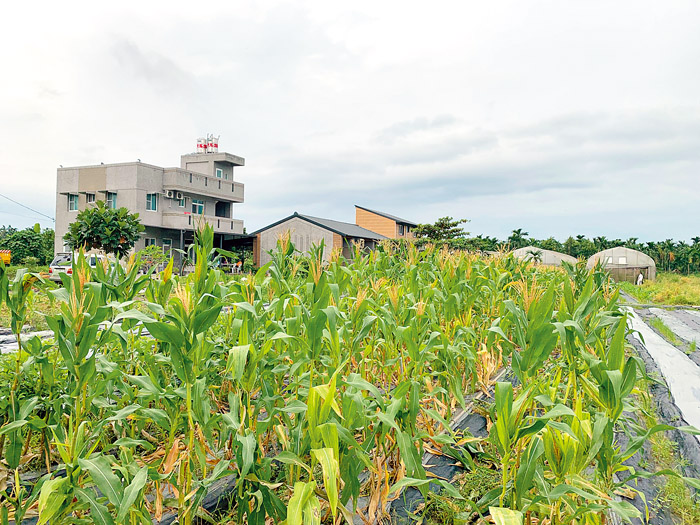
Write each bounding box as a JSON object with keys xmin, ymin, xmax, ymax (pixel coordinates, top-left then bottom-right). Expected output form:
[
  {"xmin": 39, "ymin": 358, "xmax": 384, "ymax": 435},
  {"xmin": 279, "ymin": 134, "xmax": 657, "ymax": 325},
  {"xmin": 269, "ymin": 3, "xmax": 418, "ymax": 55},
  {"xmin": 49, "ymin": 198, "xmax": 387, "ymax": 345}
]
[{"xmin": 258, "ymin": 217, "xmax": 334, "ymax": 266}]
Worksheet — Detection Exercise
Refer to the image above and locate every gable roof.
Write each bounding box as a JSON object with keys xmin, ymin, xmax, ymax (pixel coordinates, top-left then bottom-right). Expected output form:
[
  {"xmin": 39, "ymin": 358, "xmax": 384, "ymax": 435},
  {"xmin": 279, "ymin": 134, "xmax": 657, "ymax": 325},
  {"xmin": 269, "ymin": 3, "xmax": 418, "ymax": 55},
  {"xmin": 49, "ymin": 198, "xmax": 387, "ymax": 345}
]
[
  {"xmin": 355, "ymin": 205, "xmax": 418, "ymax": 226},
  {"xmin": 252, "ymin": 212, "xmax": 387, "ymax": 241}
]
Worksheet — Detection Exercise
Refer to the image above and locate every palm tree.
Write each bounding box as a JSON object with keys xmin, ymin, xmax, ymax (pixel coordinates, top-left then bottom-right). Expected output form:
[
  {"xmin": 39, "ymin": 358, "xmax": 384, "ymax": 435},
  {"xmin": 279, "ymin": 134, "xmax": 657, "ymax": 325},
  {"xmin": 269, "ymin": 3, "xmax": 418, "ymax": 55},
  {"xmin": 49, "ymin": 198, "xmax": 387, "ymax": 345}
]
[
  {"xmin": 508, "ymin": 228, "xmax": 530, "ymax": 249},
  {"xmin": 593, "ymin": 236, "xmax": 609, "ymax": 251}
]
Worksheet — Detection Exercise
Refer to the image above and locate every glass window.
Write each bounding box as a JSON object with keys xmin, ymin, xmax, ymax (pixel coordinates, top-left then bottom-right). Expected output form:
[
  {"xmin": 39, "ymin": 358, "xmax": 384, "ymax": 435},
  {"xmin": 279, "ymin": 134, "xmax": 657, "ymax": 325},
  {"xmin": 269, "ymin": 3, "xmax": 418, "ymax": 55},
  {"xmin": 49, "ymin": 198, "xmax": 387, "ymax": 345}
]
[
  {"xmin": 68, "ymin": 194, "xmax": 79, "ymax": 211},
  {"xmin": 192, "ymin": 199, "xmax": 204, "ymax": 215},
  {"xmin": 162, "ymin": 239, "xmax": 172, "ymax": 253},
  {"xmin": 618, "ymin": 256, "xmax": 627, "ymax": 265},
  {"xmin": 146, "ymin": 193, "xmax": 158, "ymax": 211},
  {"xmin": 178, "ymin": 197, "xmax": 185, "ymax": 207},
  {"xmin": 145, "ymin": 238, "xmax": 156, "ymax": 247},
  {"xmin": 50, "ymin": 253, "xmax": 72, "ymax": 267},
  {"xmin": 85, "ymin": 193, "xmax": 95, "ymax": 204},
  {"xmin": 106, "ymin": 192, "xmax": 117, "ymax": 209},
  {"xmin": 398, "ymin": 224, "xmax": 405, "ymax": 235},
  {"xmin": 216, "ymin": 168, "xmax": 223, "ymax": 179}
]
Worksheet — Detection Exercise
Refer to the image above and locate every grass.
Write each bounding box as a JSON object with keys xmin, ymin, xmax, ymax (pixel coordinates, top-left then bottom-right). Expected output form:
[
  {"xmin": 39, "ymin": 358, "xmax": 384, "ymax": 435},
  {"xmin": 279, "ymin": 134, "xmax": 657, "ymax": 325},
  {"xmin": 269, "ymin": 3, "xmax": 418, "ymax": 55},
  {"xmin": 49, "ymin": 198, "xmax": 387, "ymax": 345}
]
[
  {"xmin": 648, "ymin": 316, "xmax": 681, "ymax": 345},
  {"xmin": 637, "ymin": 378, "xmax": 700, "ymax": 524},
  {"xmin": 620, "ymin": 272, "xmax": 700, "ymax": 305},
  {"xmin": 421, "ymin": 463, "xmax": 501, "ymax": 524},
  {"xmin": 0, "ymin": 289, "xmax": 59, "ymax": 331},
  {"xmin": 2, "ymin": 264, "xmax": 49, "ymax": 280}
]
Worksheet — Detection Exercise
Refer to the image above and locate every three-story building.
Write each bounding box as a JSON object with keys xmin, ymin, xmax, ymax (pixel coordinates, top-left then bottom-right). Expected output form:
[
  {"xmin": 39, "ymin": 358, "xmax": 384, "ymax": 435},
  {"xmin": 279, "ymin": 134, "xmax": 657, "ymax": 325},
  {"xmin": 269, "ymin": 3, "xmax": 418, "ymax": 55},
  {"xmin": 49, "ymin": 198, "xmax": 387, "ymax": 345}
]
[{"xmin": 54, "ymin": 146, "xmax": 245, "ymax": 259}]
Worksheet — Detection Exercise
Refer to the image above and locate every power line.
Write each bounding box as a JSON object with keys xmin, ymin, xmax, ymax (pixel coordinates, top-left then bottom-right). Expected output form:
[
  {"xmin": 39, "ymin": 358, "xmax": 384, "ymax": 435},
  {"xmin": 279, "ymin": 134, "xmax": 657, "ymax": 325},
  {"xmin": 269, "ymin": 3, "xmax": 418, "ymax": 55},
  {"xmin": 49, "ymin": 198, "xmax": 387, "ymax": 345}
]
[
  {"xmin": 0, "ymin": 209, "xmax": 50, "ymax": 221},
  {"xmin": 0, "ymin": 191, "xmax": 54, "ymax": 222}
]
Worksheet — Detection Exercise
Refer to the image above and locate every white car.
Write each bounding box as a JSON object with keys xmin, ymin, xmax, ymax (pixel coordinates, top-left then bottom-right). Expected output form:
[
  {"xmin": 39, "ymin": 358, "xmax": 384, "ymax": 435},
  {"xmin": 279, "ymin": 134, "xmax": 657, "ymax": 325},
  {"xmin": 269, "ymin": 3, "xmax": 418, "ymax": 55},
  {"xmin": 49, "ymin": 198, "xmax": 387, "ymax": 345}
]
[{"xmin": 48, "ymin": 253, "xmax": 108, "ymax": 283}]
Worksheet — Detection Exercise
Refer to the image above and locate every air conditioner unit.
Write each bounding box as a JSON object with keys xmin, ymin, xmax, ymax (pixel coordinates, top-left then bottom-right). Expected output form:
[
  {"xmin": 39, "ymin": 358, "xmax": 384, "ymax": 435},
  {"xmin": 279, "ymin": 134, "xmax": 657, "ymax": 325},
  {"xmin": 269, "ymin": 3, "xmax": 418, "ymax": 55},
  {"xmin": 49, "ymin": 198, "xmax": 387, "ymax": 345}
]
[
  {"xmin": 176, "ymin": 192, "xmax": 183, "ymax": 200},
  {"xmin": 166, "ymin": 190, "xmax": 175, "ymax": 198}
]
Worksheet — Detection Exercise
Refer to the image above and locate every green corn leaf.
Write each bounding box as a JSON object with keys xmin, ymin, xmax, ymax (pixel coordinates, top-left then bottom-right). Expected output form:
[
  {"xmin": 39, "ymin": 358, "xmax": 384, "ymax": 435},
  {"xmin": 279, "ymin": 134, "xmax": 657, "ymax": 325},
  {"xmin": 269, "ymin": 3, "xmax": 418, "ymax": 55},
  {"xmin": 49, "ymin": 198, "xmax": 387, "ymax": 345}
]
[
  {"xmin": 279, "ymin": 400, "xmax": 308, "ymax": 414},
  {"xmin": 37, "ymin": 477, "xmax": 70, "ymax": 525},
  {"xmin": 78, "ymin": 456, "xmax": 124, "ymax": 507},
  {"xmin": 387, "ymin": 476, "xmax": 431, "ymax": 494},
  {"xmin": 113, "ymin": 437, "xmax": 154, "ymax": 450},
  {"xmin": 515, "ymin": 436, "xmax": 544, "ymax": 507},
  {"xmin": 396, "ymin": 430, "xmax": 426, "ymax": 482},
  {"xmin": 0, "ymin": 419, "xmax": 28, "ymax": 435},
  {"xmin": 6, "ymin": 430, "xmax": 22, "ymax": 470},
  {"xmin": 106, "ymin": 404, "xmax": 142, "ymax": 422},
  {"xmin": 75, "ymin": 488, "xmax": 116, "ymax": 525},
  {"xmin": 144, "ymin": 321, "xmax": 185, "ymax": 347},
  {"xmin": 273, "ymin": 451, "xmax": 312, "ymax": 474},
  {"xmin": 287, "ymin": 481, "xmax": 317, "ymax": 525},
  {"xmin": 126, "ymin": 375, "xmax": 163, "ymax": 396},
  {"xmin": 139, "ymin": 408, "xmax": 170, "ymax": 428},
  {"xmin": 227, "ymin": 344, "xmax": 250, "ymax": 382},
  {"xmin": 193, "ymin": 304, "xmax": 222, "ymax": 336},
  {"xmin": 237, "ymin": 432, "xmax": 257, "ymax": 480},
  {"xmin": 116, "ymin": 466, "xmax": 148, "ymax": 523}
]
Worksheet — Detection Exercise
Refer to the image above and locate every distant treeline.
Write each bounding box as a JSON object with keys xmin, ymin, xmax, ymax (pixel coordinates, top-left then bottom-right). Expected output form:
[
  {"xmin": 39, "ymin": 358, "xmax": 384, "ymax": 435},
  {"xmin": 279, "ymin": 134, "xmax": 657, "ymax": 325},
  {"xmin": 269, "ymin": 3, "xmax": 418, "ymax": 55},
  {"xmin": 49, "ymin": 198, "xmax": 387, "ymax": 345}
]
[
  {"xmin": 0, "ymin": 225, "xmax": 54, "ymax": 265},
  {"xmin": 423, "ymin": 229, "xmax": 699, "ymax": 274}
]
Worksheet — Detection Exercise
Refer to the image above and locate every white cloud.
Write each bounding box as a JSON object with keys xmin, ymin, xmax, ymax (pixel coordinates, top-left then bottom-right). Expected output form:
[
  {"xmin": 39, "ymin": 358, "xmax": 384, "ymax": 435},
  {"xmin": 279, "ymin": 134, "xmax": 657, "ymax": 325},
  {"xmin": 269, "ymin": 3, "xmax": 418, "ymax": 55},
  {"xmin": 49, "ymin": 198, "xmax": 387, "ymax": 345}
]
[{"xmin": 1, "ymin": 0, "xmax": 700, "ymax": 242}]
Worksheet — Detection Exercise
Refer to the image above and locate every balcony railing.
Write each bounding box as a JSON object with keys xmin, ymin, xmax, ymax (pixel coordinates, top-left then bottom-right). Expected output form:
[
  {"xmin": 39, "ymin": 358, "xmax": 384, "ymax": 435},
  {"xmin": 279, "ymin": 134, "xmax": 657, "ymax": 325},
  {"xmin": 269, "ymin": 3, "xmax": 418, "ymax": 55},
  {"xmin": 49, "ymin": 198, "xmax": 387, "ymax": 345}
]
[
  {"xmin": 163, "ymin": 169, "xmax": 244, "ymax": 202},
  {"xmin": 162, "ymin": 212, "xmax": 244, "ymax": 234}
]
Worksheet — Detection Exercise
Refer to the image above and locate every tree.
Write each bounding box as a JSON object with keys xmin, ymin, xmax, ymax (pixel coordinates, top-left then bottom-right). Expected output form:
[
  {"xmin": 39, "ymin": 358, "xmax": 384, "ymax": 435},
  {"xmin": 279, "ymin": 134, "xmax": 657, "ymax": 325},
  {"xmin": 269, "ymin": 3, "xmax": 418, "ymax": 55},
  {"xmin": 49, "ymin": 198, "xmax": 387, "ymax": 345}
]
[
  {"xmin": 0, "ymin": 224, "xmax": 54, "ymax": 265},
  {"xmin": 539, "ymin": 237, "xmax": 563, "ymax": 252},
  {"xmin": 63, "ymin": 201, "xmax": 144, "ymax": 258},
  {"xmin": 413, "ymin": 217, "xmax": 469, "ymax": 240},
  {"xmin": 507, "ymin": 228, "xmax": 530, "ymax": 249}
]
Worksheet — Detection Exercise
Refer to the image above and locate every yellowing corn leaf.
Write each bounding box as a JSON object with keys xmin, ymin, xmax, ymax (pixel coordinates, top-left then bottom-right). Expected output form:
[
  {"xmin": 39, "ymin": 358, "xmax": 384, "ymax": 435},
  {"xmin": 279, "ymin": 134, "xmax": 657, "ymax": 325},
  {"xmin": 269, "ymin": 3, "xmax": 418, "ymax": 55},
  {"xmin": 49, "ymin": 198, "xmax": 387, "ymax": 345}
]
[{"xmin": 489, "ymin": 507, "xmax": 524, "ymax": 525}]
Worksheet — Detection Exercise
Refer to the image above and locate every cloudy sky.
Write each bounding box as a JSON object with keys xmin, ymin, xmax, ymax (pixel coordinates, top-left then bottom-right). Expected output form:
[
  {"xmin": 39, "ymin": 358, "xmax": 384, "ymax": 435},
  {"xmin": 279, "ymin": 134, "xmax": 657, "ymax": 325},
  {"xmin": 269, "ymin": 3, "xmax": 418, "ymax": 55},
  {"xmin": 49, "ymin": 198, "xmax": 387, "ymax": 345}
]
[{"xmin": 2, "ymin": 0, "xmax": 699, "ymax": 241}]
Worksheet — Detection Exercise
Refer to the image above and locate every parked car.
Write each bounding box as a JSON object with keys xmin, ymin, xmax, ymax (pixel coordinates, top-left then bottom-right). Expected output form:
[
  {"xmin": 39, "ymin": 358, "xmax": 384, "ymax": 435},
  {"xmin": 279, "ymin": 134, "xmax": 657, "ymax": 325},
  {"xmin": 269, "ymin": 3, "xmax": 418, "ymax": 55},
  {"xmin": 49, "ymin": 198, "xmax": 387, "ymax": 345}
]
[{"xmin": 48, "ymin": 252, "xmax": 109, "ymax": 283}]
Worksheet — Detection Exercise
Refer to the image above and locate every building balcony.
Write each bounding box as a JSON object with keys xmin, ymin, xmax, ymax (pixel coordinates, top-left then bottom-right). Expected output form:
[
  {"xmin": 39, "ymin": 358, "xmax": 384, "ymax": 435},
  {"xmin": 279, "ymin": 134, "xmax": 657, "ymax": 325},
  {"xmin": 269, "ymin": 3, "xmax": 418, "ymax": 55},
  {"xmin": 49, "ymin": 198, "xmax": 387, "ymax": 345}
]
[
  {"xmin": 163, "ymin": 169, "xmax": 244, "ymax": 202},
  {"xmin": 162, "ymin": 212, "xmax": 244, "ymax": 234}
]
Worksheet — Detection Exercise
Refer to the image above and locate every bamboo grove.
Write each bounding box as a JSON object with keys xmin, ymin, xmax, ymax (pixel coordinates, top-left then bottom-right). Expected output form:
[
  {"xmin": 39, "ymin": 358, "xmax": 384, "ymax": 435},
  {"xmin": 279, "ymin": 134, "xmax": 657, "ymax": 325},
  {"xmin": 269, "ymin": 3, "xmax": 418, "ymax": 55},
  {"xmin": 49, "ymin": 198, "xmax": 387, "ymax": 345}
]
[{"xmin": 0, "ymin": 225, "xmax": 698, "ymax": 524}]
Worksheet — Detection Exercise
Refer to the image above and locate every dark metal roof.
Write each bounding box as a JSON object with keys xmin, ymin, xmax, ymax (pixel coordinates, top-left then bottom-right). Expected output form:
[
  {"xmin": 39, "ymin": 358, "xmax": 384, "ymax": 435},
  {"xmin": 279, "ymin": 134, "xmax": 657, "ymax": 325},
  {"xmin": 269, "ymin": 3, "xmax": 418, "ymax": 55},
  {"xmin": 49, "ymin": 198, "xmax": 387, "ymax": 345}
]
[
  {"xmin": 251, "ymin": 212, "xmax": 388, "ymax": 241},
  {"xmin": 354, "ymin": 205, "xmax": 418, "ymax": 226}
]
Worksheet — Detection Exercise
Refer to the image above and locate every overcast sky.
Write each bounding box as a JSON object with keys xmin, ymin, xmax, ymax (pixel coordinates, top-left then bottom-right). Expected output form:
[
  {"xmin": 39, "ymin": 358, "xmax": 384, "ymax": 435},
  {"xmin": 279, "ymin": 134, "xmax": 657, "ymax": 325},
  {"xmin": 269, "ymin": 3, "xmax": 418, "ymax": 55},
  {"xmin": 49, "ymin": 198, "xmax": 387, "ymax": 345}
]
[{"xmin": 1, "ymin": 1, "xmax": 699, "ymax": 241}]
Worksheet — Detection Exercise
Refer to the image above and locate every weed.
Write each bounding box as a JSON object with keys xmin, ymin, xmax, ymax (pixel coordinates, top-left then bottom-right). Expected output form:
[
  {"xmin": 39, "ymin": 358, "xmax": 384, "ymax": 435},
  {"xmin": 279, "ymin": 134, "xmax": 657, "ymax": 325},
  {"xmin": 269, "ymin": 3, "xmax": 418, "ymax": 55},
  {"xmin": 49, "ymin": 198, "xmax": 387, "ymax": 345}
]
[{"xmin": 649, "ymin": 316, "xmax": 680, "ymax": 345}]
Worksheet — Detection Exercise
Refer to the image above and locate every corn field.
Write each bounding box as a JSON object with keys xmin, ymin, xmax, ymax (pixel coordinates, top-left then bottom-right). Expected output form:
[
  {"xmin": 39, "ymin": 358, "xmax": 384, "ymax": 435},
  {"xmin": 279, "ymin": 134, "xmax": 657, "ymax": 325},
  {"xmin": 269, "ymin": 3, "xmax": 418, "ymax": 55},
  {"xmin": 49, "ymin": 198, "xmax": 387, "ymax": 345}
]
[{"xmin": 0, "ymin": 225, "xmax": 697, "ymax": 525}]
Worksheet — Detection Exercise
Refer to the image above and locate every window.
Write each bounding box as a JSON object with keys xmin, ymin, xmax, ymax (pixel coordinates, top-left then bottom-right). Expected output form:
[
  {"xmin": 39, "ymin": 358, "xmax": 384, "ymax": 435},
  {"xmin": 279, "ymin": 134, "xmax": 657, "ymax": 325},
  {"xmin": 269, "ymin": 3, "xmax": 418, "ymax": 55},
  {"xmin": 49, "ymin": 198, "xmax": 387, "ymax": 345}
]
[
  {"xmin": 162, "ymin": 239, "xmax": 172, "ymax": 253},
  {"xmin": 68, "ymin": 194, "xmax": 79, "ymax": 211},
  {"xmin": 618, "ymin": 256, "xmax": 627, "ymax": 265},
  {"xmin": 192, "ymin": 199, "xmax": 204, "ymax": 215},
  {"xmin": 178, "ymin": 197, "xmax": 186, "ymax": 207},
  {"xmin": 145, "ymin": 238, "xmax": 156, "ymax": 247},
  {"xmin": 216, "ymin": 168, "xmax": 223, "ymax": 179},
  {"xmin": 606, "ymin": 256, "xmax": 613, "ymax": 265},
  {"xmin": 85, "ymin": 193, "xmax": 96, "ymax": 204},
  {"xmin": 106, "ymin": 192, "xmax": 117, "ymax": 209},
  {"xmin": 146, "ymin": 193, "xmax": 158, "ymax": 211},
  {"xmin": 398, "ymin": 224, "xmax": 405, "ymax": 236}
]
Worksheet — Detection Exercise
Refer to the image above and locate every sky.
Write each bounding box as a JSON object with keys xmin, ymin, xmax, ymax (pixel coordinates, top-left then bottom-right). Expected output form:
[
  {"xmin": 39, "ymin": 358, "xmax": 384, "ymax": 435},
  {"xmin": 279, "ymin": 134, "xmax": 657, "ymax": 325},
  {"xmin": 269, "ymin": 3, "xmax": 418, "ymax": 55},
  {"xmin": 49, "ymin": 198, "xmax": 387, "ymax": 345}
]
[{"xmin": 1, "ymin": 0, "xmax": 699, "ymax": 242}]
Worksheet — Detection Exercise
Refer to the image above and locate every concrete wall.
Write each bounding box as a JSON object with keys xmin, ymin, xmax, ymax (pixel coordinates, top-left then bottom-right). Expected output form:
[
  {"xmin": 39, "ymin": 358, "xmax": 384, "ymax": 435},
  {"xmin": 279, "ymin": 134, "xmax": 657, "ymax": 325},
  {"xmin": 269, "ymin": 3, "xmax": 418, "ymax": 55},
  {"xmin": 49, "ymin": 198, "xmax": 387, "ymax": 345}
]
[
  {"xmin": 54, "ymin": 158, "xmax": 244, "ymax": 255},
  {"xmin": 258, "ymin": 217, "xmax": 335, "ymax": 266}
]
